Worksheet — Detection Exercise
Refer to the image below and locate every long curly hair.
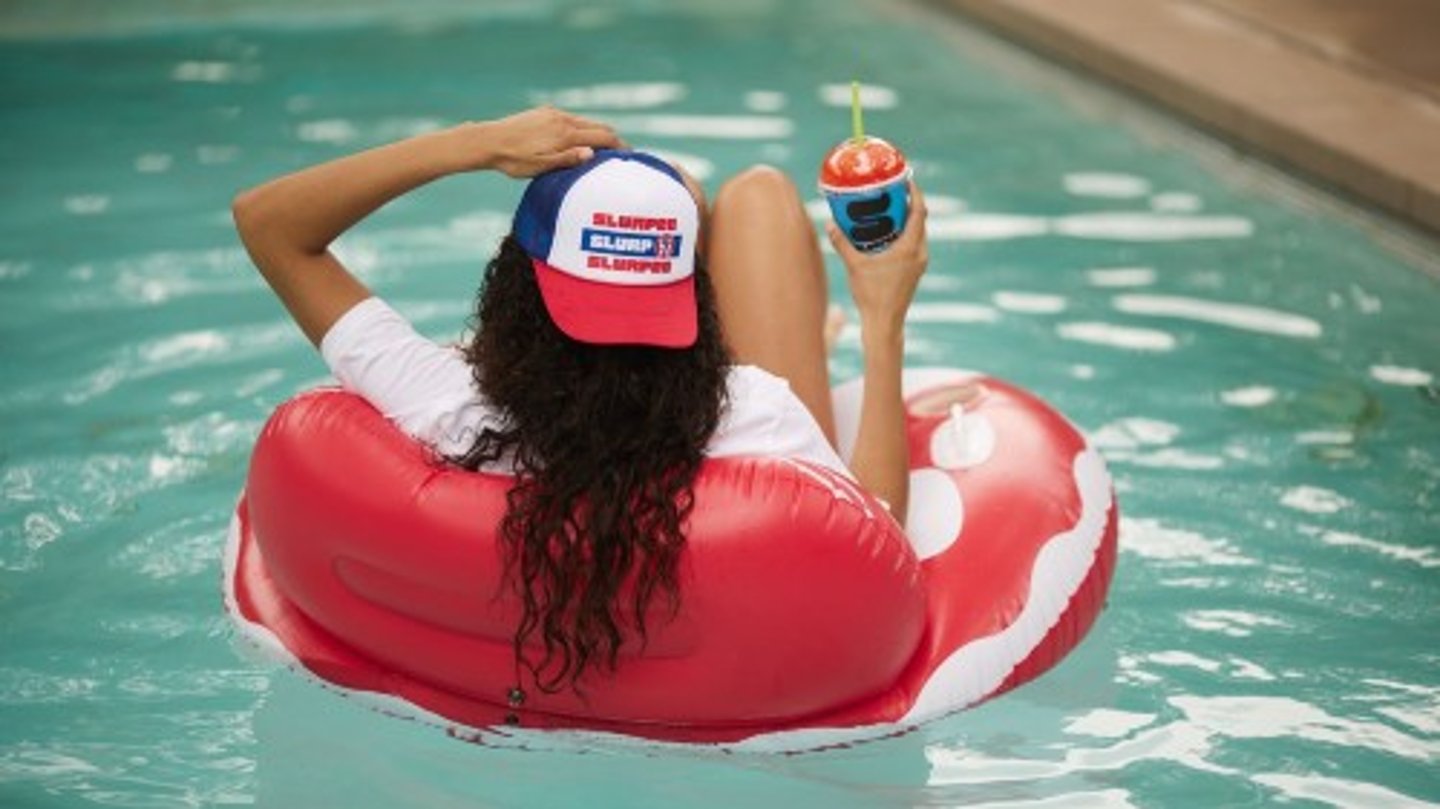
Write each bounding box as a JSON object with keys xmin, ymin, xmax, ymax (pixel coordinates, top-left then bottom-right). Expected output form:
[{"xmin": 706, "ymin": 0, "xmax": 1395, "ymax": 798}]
[{"xmin": 451, "ymin": 235, "xmax": 730, "ymax": 693}]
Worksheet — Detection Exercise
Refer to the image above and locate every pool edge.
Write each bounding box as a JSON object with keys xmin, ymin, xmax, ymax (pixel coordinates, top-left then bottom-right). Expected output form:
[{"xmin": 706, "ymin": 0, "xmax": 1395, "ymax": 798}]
[{"xmin": 938, "ymin": 0, "xmax": 1440, "ymax": 239}]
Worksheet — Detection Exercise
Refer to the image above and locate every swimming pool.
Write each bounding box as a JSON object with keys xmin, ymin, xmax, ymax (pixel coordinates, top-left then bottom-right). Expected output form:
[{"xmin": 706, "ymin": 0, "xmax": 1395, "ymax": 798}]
[{"xmin": 2, "ymin": 0, "xmax": 1438, "ymax": 805}]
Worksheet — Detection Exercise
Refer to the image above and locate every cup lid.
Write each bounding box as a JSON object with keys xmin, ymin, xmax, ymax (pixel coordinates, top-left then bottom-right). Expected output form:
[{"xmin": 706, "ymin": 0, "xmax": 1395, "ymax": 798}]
[{"xmin": 819, "ymin": 135, "xmax": 909, "ymax": 189}]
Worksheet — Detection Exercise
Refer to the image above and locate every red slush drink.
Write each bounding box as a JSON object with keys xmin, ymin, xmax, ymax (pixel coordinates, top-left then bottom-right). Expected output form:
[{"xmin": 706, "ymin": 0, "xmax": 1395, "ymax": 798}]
[{"xmin": 819, "ymin": 135, "xmax": 912, "ymax": 252}]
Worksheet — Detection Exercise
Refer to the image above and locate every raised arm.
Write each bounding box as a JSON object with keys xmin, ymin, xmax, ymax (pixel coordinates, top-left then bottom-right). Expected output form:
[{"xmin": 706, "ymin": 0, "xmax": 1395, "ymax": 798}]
[
  {"xmin": 232, "ymin": 107, "xmax": 623, "ymax": 345},
  {"xmin": 826, "ymin": 180, "xmax": 929, "ymax": 524}
]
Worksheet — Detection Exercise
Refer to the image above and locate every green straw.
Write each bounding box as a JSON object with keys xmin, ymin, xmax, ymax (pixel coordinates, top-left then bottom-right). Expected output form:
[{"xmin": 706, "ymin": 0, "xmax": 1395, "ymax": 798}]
[{"xmin": 850, "ymin": 80, "xmax": 865, "ymax": 144}]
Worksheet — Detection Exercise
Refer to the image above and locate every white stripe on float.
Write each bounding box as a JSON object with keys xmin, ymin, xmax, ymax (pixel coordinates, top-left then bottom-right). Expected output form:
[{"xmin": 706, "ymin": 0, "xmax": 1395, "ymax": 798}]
[
  {"xmin": 221, "ymin": 502, "xmax": 291, "ymax": 665},
  {"xmin": 904, "ymin": 469, "xmax": 964, "ymax": 560},
  {"xmin": 899, "ymin": 448, "xmax": 1112, "ymax": 724}
]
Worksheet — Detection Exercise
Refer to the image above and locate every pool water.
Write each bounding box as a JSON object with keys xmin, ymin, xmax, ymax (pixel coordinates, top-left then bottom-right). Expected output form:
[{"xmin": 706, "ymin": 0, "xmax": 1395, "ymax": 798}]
[{"xmin": 3, "ymin": 0, "xmax": 1439, "ymax": 806}]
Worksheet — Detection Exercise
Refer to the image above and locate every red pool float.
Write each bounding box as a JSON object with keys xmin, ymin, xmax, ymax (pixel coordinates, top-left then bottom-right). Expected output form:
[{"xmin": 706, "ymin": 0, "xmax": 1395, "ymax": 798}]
[{"xmin": 224, "ymin": 368, "xmax": 1117, "ymax": 751}]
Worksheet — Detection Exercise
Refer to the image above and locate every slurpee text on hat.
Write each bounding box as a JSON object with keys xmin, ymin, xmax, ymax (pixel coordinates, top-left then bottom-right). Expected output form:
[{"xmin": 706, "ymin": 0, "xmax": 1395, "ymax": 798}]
[{"xmin": 513, "ymin": 150, "xmax": 701, "ymax": 348}]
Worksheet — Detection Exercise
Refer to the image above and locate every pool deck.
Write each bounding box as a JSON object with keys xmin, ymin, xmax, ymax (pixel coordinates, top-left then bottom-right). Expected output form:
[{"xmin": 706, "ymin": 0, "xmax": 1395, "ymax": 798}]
[{"xmin": 942, "ymin": 0, "xmax": 1440, "ymax": 236}]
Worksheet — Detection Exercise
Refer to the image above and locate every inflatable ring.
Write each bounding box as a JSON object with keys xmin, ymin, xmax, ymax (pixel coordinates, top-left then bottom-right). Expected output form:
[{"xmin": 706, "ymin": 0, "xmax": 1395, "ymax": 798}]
[{"xmin": 224, "ymin": 368, "xmax": 1117, "ymax": 751}]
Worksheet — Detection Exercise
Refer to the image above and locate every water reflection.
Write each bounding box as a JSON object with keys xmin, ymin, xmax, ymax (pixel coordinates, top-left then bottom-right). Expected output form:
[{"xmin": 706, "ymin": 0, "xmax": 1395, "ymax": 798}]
[
  {"xmin": 1112, "ymin": 294, "xmax": 1321, "ymax": 339},
  {"xmin": 1056, "ymin": 322, "xmax": 1176, "ymax": 352},
  {"xmin": 1063, "ymin": 172, "xmax": 1151, "ymax": 199},
  {"xmin": 533, "ymin": 82, "xmax": 687, "ymax": 109}
]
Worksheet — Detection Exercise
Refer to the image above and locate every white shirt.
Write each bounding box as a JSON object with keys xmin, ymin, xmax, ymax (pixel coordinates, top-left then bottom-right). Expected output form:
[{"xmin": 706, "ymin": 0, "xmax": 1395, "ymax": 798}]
[{"xmin": 319, "ymin": 297, "xmax": 852, "ymax": 477}]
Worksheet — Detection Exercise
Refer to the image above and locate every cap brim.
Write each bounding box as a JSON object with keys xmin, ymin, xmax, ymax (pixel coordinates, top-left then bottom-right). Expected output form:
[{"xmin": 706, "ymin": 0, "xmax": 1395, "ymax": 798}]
[{"xmin": 532, "ymin": 258, "xmax": 698, "ymax": 348}]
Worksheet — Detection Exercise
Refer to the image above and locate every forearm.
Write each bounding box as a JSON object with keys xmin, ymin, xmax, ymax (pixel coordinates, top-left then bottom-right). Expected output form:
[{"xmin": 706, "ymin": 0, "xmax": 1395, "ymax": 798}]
[
  {"xmin": 230, "ymin": 107, "xmax": 621, "ymax": 347},
  {"xmin": 233, "ymin": 126, "xmax": 473, "ymax": 260},
  {"xmin": 825, "ymin": 179, "xmax": 927, "ymax": 526},
  {"xmin": 848, "ymin": 321, "xmax": 909, "ymax": 525},
  {"xmin": 231, "ymin": 129, "xmax": 471, "ymax": 346}
]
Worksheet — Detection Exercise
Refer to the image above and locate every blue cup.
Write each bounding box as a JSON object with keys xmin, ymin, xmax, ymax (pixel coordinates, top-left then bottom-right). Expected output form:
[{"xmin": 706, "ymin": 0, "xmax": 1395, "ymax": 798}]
[{"xmin": 821, "ymin": 170, "xmax": 912, "ymax": 253}]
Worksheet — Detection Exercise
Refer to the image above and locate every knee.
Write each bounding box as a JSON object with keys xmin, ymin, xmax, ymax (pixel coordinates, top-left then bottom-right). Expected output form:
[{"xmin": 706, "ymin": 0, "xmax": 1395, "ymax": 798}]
[{"xmin": 716, "ymin": 164, "xmax": 802, "ymax": 208}]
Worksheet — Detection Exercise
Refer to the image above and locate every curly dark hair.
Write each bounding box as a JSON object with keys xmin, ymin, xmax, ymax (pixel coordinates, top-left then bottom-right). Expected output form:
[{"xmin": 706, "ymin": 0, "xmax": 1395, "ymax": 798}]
[{"xmin": 450, "ymin": 235, "xmax": 730, "ymax": 693}]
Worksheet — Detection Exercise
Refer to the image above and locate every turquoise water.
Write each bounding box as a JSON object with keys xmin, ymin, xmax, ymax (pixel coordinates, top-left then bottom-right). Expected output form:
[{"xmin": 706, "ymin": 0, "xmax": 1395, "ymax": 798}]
[{"xmin": 3, "ymin": 0, "xmax": 1439, "ymax": 806}]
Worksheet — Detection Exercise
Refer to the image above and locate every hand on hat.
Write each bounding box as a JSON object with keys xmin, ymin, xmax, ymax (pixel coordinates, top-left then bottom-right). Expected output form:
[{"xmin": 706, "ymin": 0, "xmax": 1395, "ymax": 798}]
[
  {"xmin": 826, "ymin": 178, "xmax": 929, "ymax": 337},
  {"xmin": 462, "ymin": 107, "xmax": 626, "ymax": 178}
]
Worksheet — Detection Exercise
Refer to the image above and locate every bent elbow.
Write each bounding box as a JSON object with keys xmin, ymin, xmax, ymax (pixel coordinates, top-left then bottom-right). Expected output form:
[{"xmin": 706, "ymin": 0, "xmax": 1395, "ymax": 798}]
[{"xmin": 231, "ymin": 187, "xmax": 264, "ymax": 238}]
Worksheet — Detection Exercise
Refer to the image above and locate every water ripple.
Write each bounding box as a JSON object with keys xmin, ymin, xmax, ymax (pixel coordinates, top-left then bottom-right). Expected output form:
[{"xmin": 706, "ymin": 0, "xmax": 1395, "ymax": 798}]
[
  {"xmin": 0, "ymin": 669, "xmax": 101, "ymax": 705},
  {"xmin": 1220, "ymin": 386, "xmax": 1277, "ymax": 407},
  {"xmin": 992, "ymin": 291, "xmax": 1067, "ymax": 314},
  {"xmin": 1150, "ymin": 192, "xmax": 1203, "ymax": 212},
  {"xmin": 171, "ymin": 60, "xmax": 258, "ymax": 83},
  {"xmin": 604, "ymin": 114, "xmax": 795, "ymax": 140},
  {"xmin": 58, "ymin": 247, "xmax": 258, "ymax": 309},
  {"xmin": 1056, "ymin": 322, "xmax": 1176, "ymax": 352},
  {"xmin": 1172, "ymin": 695, "xmax": 1436, "ymax": 762},
  {"xmin": 1180, "ymin": 609, "xmax": 1288, "ymax": 638},
  {"xmin": 819, "ymin": 83, "xmax": 898, "ymax": 109},
  {"xmin": 1120, "ymin": 517, "xmax": 1256, "ymax": 567},
  {"xmin": 644, "ymin": 148, "xmax": 715, "ymax": 182},
  {"xmin": 1090, "ymin": 415, "xmax": 1223, "ymax": 467},
  {"xmin": 1091, "ymin": 417, "xmax": 1180, "ymax": 449},
  {"xmin": 925, "ymin": 721, "xmax": 1231, "ymax": 785},
  {"xmin": 1, "ymin": 456, "xmax": 136, "ymax": 571},
  {"xmin": 1279, "ymin": 485, "xmax": 1351, "ymax": 514},
  {"xmin": 1053, "ymin": 212, "xmax": 1252, "ymax": 241},
  {"xmin": 1253, "ymin": 773, "xmax": 1436, "ymax": 809},
  {"xmin": 964, "ymin": 790, "xmax": 1138, "ymax": 808},
  {"xmin": 743, "ymin": 90, "xmax": 786, "ymax": 112},
  {"xmin": 1113, "ymin": 294, "xmax": 1322, "ymax": 339},
  {"xmin": 1063, "ymin": 172, "xmax": 1151, "ymax": 199},
  {"xmin": 1086, "ymin": 267, "xmax": 1156, "ymax": 288},
  {"xmin": 62, "ymin": 322, "xmax": 301, "ymax": 406},
  {"xmin": 114, "ymin": 517, "xmax": 225, "ymax": 581},
  {"xmin": 534, "ymin": 82, "xmax": 686, "ymax": 109},
  {"xmin": 1063, "ymin": 709, "xmax": 1156, "ymax": 738},
  {"xmin": 296, "ymin": 118, "xmax": 359, "ymax": 144},
  {"xmin": 907, "ymin": 302, "xmax": 1001, "ymax": 323},
  {"xmin": 924, "ymin": 691, "xmax": 1437, "ymax": 809},
  {"xmin": 1302, "ymin": 527, "xmax": 1440, "ymax": 569},
  {"xmin": 0, "ymin": 713, "xmax": 258, "ymax": 807},
  {"xmin": 1370, "ymin": 365, "xmax": 1433, "ymax": 386}
]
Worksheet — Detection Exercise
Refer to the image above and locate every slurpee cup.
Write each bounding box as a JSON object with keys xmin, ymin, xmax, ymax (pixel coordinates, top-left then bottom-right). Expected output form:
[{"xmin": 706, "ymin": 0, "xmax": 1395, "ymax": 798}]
[{"xmin": 819, "ymin": 81, "xmax": 912, "ymax": 252}]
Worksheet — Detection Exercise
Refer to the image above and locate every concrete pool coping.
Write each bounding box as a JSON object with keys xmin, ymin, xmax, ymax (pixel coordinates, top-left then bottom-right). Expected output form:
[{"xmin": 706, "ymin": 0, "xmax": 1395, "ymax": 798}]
[{"xmin": 940, "ymin": 0, "xmax": 1440, "ymax": 237}]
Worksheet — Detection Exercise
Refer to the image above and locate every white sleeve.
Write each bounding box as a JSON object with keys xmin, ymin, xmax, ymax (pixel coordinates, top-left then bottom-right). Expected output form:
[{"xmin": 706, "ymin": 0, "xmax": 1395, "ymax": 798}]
[
  {"xmin": 711, "ymin": 365, "xmax": 853, "ymax": 479},
  {"xmin": 318, "ymin": 297, "xmax": 500, "ymax": 454},
  {"xmin": 765, "ymin": 392, "xmax": 852, "ymax": 477}
]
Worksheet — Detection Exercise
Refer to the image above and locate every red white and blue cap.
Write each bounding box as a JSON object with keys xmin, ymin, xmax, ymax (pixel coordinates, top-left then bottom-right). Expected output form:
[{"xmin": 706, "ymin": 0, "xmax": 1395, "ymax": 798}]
[{"xmin": 513, "ymin": 149, "xmax": 700, "ymax": 348}]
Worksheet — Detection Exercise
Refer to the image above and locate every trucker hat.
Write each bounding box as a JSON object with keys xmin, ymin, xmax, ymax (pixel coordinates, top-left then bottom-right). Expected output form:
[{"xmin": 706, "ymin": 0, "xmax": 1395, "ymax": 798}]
[{"xmin": 512, "ymin": 150, "xmax": 700, "ymax": 348}]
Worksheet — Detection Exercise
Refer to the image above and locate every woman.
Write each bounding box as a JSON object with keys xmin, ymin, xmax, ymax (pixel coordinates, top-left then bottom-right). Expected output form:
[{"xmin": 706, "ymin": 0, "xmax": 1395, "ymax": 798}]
[{"xmin": 232, "ymin": 106, "xmax": 928, "ymax": 693}]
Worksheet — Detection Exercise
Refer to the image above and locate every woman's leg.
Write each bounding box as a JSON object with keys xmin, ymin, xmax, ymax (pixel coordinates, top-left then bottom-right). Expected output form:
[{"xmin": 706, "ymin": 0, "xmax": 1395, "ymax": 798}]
[{"xmin": 706, "ymin": 165, "xmax": 837, "ymax": 445}]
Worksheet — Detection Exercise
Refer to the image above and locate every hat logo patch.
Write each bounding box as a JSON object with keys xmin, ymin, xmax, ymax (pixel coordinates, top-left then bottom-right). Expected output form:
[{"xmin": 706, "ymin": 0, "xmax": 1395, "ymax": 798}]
[{"xmin": 582, "ymin": 212, "xmax": 683, "ymax": 274}]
